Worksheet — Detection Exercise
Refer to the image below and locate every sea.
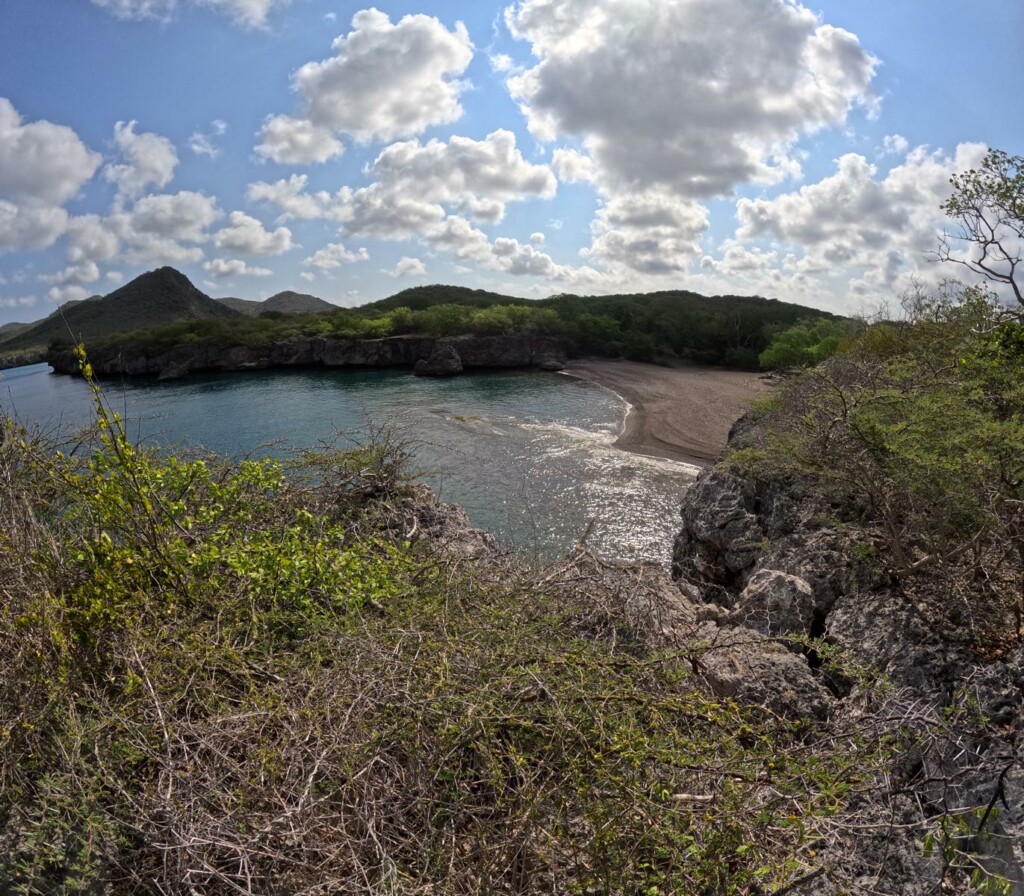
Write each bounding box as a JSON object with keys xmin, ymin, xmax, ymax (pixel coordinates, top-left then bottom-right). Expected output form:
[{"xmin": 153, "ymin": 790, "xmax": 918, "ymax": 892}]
[{"xmin": 0, "ymin": 363, "xmax": 699, "ymax": 564}]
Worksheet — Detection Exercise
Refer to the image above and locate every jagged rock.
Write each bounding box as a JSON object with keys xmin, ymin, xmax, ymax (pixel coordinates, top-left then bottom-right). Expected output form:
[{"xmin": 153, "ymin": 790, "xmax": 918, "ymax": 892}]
[
  {"xmin": 734, "ymin": 568, "xmax": 815, "ymax": 636},
  {"xmin": 398, "ymin": 484, "xmax": 497, "ymax": 559},
  {"xmin": 47, "ymin": 333, "xmax": 570, "ymax": 380},
  {"xmin": 414, "ymin": 343, "xmax": 464, "ymax": 377},
  {"xmin": 625, "ymin": 569, "xmax": 832, "ymax": 722},
  {"xmin": 825, "ymin": 588, "xmax": 976, "ymax": 696},
  {"xmin": 673, "ymin": 469, "xmax": 764, "ymax": 592},
  {"xmin": 695, "ymin": 624, "xmax": 834, "ymax": 722}
]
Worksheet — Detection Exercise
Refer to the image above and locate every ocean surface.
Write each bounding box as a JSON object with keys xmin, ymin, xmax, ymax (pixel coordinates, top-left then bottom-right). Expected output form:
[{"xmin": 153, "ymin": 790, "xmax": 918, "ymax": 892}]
[{"xmin": 0, "ymin": 363, "xmax": 698, "ymax": 564}]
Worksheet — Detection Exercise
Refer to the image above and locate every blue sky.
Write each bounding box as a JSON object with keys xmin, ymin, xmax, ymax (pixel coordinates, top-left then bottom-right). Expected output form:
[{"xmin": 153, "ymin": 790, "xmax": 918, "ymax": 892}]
[{"xmin": 0, "ymin": 0, "xmax": 1020, "ymax": 324}]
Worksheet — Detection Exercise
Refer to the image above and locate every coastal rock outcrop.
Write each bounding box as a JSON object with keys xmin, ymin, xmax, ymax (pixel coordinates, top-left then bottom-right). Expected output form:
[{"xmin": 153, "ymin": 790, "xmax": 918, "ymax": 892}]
[
  {"xmin": 414, "ymin": 343, "xmax": 463, "ymax": 377},
  {"xmin": 46, "ymin": 333, "xmax": 570, "ymax": 380},
  {"xmin": 671, "ymin": 418, "xmax": 1024, "ymax": 894}
]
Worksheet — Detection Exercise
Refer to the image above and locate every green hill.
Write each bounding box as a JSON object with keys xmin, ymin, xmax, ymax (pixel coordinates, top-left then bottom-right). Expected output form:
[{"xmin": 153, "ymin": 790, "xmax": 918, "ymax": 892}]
[
  {"xmin": 0, "ymin": 321, "xmax": 32, "ymax": 341},
  {"xmin": 217, "ymin": 297, "xmax": 264, "ymax": 316},
  {"xmin": 263, "ymin": 290, "xmax": 336, "ymax": 315},
  {"xmin": 362, "ymin": 284, "xmax": 533, "ymax": 313},
  {"xmin": 1, "ymin": 268, "xmax": 241, "ymax": 352},
  {"xmin": 217, "ymin": 291, "xmax": 336, "ymax": 317}
]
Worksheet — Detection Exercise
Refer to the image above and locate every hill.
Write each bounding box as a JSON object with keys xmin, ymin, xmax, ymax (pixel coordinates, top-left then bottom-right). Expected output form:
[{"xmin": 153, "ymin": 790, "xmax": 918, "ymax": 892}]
[
  {"xmin": 0, "ymin": 322, "xmax": 32, "ymax": 341},
  {"xmin": 1, "ymin": 268, "xmax": 241, "ymax": 352},
  {"xmin": 217, "ymin": 297, "xmax": 264, "ymax": 316},
  {"xmin": 363, "ymin": 284, "xmax": 533, "ymax": 313},
  {"xmin": 263, "ymin": 290, "xmax": 336, "ymax": 315},
  {"xmin": 216, "ymin": 291, "xmax": 336, "ymax": 317}
]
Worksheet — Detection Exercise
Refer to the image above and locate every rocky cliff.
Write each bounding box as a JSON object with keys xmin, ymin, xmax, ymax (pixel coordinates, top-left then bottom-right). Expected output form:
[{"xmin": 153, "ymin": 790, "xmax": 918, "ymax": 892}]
[
  {"xmin": 45, "ymin": 333, "xmax": 569, "ymax": 380},
  {"xmin": 659, "ymin": 415, "xmax": 1024, "ymax": 894}
]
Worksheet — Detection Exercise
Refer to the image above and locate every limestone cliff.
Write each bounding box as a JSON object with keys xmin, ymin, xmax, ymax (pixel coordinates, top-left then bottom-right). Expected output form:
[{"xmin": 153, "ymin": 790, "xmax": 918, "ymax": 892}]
[
  {"xmin": 45, "ymin": 333, "xmax": 569, "ymax": 380},
  {"xmin": 664, "ymin": 415, "xmax": 1024, "ymax": 894}
]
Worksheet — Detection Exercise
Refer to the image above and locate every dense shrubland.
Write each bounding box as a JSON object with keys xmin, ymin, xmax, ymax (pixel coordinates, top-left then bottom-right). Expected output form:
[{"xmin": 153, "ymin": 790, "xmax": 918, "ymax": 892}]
[
  {"xmin": 734, "ymin": 285, "xmax": 1024, "ymax": 651},
  {"xmin": 67, "ymin": 287, "xmax": 837, "ymax": 371},
  {"xmin": 0, "ymin": 351, "xmax": 964, "ymax": 895}
]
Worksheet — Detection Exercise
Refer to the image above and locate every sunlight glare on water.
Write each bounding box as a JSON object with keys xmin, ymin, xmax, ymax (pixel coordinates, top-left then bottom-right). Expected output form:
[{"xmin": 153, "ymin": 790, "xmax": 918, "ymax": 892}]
[{"xmin": 0, "ymin": 363, "xmax": 698, "ymax": 564}]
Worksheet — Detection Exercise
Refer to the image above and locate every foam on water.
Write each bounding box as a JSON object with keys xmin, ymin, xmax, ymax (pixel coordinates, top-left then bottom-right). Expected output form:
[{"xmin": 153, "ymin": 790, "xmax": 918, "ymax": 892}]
[{"xmin": 0, "ymin": 364, "xmax": 698, "ymax": 564}]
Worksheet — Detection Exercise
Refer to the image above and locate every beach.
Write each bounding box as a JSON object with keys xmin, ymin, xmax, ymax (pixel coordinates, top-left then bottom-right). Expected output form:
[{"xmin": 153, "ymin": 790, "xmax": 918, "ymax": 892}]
[{"xmin": 565, "ymin": 360, "xmax": 770, "ymax": 466}]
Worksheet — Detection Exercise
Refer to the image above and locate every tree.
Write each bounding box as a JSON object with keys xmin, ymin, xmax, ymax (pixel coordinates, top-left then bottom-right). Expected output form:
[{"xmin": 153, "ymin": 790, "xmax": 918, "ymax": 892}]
[{"xmin": 940, "ymin": 149, "xmax": 1024, "ymax": 306}]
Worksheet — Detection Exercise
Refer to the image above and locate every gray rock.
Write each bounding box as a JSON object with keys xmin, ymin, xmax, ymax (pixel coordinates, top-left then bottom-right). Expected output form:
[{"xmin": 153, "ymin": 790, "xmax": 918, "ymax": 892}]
[
  {"xmin": 414, "ymin": 344, "xmax": 464, "ymax": 377},
  {"xmin": 694, "ymin": 624, "xmax": 833, "ymax": 722},
  {"xmin": 735, "ymin": 568, "xmax": 815, "ymax": 636},
  {"xmin": 673, "ymin": 470, "xmax": 764, "ymax": 593}
]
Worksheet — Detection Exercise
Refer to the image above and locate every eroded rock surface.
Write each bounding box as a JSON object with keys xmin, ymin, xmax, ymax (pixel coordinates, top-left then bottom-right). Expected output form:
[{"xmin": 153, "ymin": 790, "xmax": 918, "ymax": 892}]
[{"xmin": 670, "ymin": 420, "xmax": 1024, "ymax": 894}]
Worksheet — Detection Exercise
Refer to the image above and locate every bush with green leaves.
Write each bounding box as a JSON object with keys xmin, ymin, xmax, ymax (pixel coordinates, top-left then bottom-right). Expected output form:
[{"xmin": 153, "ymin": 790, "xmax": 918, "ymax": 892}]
[
  {"xmin": 1, "ymin": 347, "xmax": 1009, "ymax": 894},
  {"xmin": 759, "ymin": 318, "xmax": 863, "ymax": 370},
  {"xmin": 733, "ymin": 286, "xmax": 1024, "ymax": 644}
]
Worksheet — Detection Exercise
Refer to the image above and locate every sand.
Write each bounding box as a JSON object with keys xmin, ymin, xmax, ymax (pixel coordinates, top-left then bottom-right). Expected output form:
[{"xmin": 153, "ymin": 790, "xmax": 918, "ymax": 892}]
[{"xmin": 564, "ymin": 360, "xmax": 770, "ymax": 467}]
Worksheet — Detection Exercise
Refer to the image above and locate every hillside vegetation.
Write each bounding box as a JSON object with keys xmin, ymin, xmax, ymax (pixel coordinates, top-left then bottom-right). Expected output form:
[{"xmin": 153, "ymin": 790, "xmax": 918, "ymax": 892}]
[
  {"xmin": 63, "ymin": 280, "xmax": 837, "ymax": 371},
  {"xmin": 737, "ymin": 285, "xmax": 1024, "ymax": 650},
  {"xmin": 0, "ymin": 354, "xmax": 920, "ymax": 895},
  {"xmin": 0, "ymin": 268, "xmax": 238, "ymax": 354}
]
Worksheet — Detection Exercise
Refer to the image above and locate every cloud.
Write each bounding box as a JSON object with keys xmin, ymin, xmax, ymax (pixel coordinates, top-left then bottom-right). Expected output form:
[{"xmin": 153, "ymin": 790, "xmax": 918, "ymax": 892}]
[
  {"xmin": 255, "ymin": 115, "xmax": 344, "ymax": 165},
  {"xmin": 584, "ymin": 189, "xmax": 709, "ymax": 274},
  {"xmin": 247, "ymin": 174, "xmax": 333, "ymax": 220},
  {"xmin": 90, "ymin": 0, "xmax": 289, "ymax": 28},
  {"xmin": 66, "ymin": 215, "xmax": 121, "ymax": 264},
  {"xmin": 256, "ymin": 9, "xmax": 473, "ymax": 162},
  {"xmin": 552, "ymin": 148, "xmax": 597, "ymax": 184},
  {"xmin": 189, "ymin": 120, "xmax": 228, "ymax": 158},
  {"xmin": 367, "ymin": 129, "xmax": 555, "ymax": 223},
  {"xmin": 0, "ymin": 202, "xmax": 69, "ymax": 254},
  {"xmin": 0, "ymin": 295, "xmax": 37, "ymax": 310},
  {"xmin": 47, "ymin": 284, "xmax": 92, "ymax": 304},
  {"xmin": 213, "ymin": 211, "xmax": 293, "ymax": 255},
  {"xmin": 202, "ymin": 258, "xmax": 273, "ymax": 277},
  {"xmin": 249, "ymin": 130, "xmax": 554, "ymax": 240},
  {"xmin": 43, "ymin": 261, "xmax": 101, "ymax": 286},
  {"xmin": 388, "ymin": 256, "xmax": 427, "ymax": 277},
  {"xmin": 505, "ymin": 0, "xmax": 877, "ymax": 198},
  {"xmin": 104, "ymin": 121, "xmax": 178, "ymax": 199},
  {"xmin": 0, "ymin": 99, "xmax": 101, "ymax": 206},
  {"xmin": 304, "ymin": 242, "xmax": 369, "ymax": 270},
  {"xmin": 107, "ymin": 190, "xmax": 222, "ymax": 265},
  {"xmin": 882, "ymin": 134, "xmax": 910, "ymax": 156},
  {"xmin": 730, "ymin": 142, "xmax": 989, "ymax": 296}
]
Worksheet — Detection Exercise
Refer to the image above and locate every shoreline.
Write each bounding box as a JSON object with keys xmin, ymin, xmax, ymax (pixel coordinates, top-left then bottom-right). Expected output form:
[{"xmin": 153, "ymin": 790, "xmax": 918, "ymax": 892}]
[{"xmin": 564, "ymin": 359, "xmax": 770, "ymax": 467}]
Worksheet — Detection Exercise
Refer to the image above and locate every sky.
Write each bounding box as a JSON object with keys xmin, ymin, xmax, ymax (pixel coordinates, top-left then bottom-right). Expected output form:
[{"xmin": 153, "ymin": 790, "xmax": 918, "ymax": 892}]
[{"xmin": 0, "ymin": 0, "xmax": 1021, "ymax": 325}]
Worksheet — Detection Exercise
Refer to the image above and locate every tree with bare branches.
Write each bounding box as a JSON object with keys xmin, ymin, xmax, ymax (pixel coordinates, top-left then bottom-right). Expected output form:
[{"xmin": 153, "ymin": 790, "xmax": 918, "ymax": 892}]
[{"xmin": 940, "ymin": 149, "xmax": 1024, "ymax": 306}]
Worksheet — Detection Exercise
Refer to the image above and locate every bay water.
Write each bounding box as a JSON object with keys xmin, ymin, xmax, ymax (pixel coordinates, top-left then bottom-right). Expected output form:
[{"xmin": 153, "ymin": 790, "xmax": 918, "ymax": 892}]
[{"xmin": 0, "ymin": 363, "xmax": 698, "ymax": 564}]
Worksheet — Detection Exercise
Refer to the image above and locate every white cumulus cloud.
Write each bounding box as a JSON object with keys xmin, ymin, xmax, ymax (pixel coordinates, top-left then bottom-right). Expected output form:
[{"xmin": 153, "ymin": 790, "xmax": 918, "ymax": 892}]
[
  {"xmin": 255, "ymin": 115, "xmax": 344, "ymax": 165},
  {"xmin": 0, "ymin": 99, "xmax": 101, "ymax": 253},
  {"xmin": 731, "ymin": 142, "xmax": 989, "ymax": 297},
  {"xmin": 256, "ymin": 9, "xmax": 473, "ymax": 162},
  {"xmin": 304, "ymin": 242, "xmax": 369, "ymax": 270},
  {"xmin": 213, "ymin": 211, "xmax": 294, "ymax": 255},
  {"xmin": 388, "ymin": 256, "xmax": 427, "ymax": 278},
  {"xmin": 203, "ymin": 258, "xmax": 273, "ymax": 277},
  {"xmin": 104, "ymin": 121, "xmax": 179, "ymax": 199},
  {"xmin": 505, "ymin": 0, "xmax": 878, "ymax": 198},
  {"xmin": 91, "ymin": 0, "xmax": 289, "ymax": 28}
]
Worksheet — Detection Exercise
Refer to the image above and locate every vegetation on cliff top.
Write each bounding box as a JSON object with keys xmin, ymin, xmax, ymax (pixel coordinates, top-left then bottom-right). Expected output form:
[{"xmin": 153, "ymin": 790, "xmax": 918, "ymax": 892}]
[
  {"xmin": 734, "ymin": 149, "xmax": 1024, "ymax": 653},
  {"xmin": 44, "ymin": 283, "xmax": 837, "ymax": 371},
  {"xmin": 0, "ymin": 351, "xmax": 943, "ymax": 895}
]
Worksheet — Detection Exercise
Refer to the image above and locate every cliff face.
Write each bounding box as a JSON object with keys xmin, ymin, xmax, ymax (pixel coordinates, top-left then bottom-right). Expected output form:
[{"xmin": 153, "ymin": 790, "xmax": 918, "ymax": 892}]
[
  {"xmin": 668, "ymin": 417, "xmax": 1024, "ymax": 894},
  {"xmin": 46, "ymin": 334, "xmax": 569, "ymax": 380}
]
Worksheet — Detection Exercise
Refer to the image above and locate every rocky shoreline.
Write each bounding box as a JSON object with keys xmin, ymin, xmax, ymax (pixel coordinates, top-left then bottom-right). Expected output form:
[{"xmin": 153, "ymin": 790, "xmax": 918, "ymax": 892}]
[
  {"xmin": 45, "ymin": 333, "xmax": 569, "ymax": 381},
  {"xmin": 655, "ymin": 414, "xmax": 1023, "ymax": 893}
]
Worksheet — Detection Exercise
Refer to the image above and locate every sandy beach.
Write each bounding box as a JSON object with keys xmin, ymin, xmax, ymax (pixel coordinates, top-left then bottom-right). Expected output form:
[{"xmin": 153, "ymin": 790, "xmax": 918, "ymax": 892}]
[{"xmin": 565, "ymin": 360, "xmax": 770, "ymax": 467}]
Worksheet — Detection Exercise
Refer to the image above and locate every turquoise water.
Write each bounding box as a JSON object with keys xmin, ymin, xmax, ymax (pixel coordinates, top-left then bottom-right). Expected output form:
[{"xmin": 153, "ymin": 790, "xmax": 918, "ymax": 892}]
[{"xmin": 0, "ymin": 363, "xmax": 698, "ymax": 563}]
